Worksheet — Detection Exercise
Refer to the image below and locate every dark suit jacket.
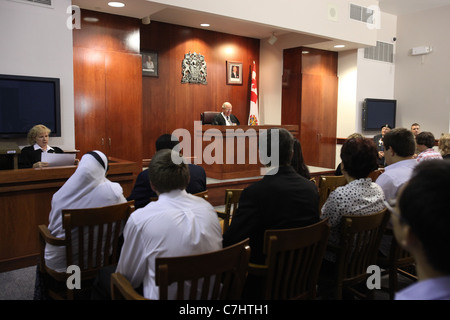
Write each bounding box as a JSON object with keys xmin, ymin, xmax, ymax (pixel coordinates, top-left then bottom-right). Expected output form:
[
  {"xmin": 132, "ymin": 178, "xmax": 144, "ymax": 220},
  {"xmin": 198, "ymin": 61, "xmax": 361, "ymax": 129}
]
[
  {"xmin": 212, "ymin": 113, "xmax": 240, "ymax": 125},
  {"xmin": 127, "ymin": 164, "xmax": 207, "ymax": 209},
  {"xmin": 373, "ymin": 134, "xmax": 385, "ymax": 166},
  {"xmin": 18, "ymin": 145, "xmax": 64, "ymax": 168},
  {"xmin": 222, "ymin": 165, "xmax": 319, "ymax": 264}
]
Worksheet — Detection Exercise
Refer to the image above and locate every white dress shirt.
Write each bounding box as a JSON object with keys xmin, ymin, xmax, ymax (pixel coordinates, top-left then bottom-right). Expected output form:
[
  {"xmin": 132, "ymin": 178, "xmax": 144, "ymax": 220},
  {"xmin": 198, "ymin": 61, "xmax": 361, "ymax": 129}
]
[
  {"xmin": 396, "ymin": 276, "xmax": 450, "ymax": 300},
  {"xmin": 221, "ymin": 112, "xmax": 233, "ymax": 126},
  {"xmin": 376, "ymin": 159, "xmax": 417, "ymax": 201},
  {"xmin": 116, "ymin": 189, "xmax": 223, "ymax": 299}
]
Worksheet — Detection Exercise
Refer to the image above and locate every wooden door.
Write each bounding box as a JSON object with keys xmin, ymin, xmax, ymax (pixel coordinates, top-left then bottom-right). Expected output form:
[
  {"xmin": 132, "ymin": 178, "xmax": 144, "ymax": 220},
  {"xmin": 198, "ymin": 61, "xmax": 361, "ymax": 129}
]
[
  {"xmin": 74, "ymin": 47, "xmax": 107, "ymax": 155},
  {"xmin": 105, "ymin": 51, "xmax": 142, "ymax": 164},
  {"xmin": 300, "ymin": 74, "xmax": 337, "ymax": 168}
]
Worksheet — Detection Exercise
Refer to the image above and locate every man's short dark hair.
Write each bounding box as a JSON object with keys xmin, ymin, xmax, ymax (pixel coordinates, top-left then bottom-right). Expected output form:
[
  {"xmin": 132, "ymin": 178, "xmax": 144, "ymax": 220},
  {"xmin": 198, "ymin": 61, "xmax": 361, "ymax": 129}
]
[
  {"xmin": 155, "ymin": 134, "xmax": 179, "ymax": 151},
  {"xmin": 259, "ymin": 128, "xmax": 294, "ymax": 166},
  {"xmin": 416, "ymin": 131, "xmax": 436, "ymax": 148},
  {"xmin": 148, "ymin": 149, "xmax": 189, "ymax": 193},
  {"xmin": 399, "ymin": 160, "xmax": 450, "ymax": 274},
  {"xmin": 382, "ymin": 128, "xmax": 416, "ymax": 157}
]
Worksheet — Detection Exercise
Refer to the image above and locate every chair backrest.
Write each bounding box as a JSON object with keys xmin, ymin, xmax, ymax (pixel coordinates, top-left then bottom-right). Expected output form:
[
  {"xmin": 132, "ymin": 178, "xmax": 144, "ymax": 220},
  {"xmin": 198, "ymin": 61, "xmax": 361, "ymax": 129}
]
[
  {"xmin": 193, "ymin": 190, "xmax": 209, "ymax": 200},
  {"xmin": 335, "ymin": 208, "xmax": 389, "ymax": 293},
  {"xmin": 220, "ymin": 189, "xmax": 243, "ymax": 233},
  {"xmin": 258, "ymin": 219, "xmax": 330, "ymax": 299},
  {"xmin": 318, "ymin": 175, "xmax": 347, "ymax": 211},
  {"xmin": 368, "ymin": 169, "xmax": 384, "ymax": 182},
  {"xmin": 201, "ymin": 111, "xmax": 220, "ymax": 125},
  {"xmin": 155, "ymin": 238, "xmax": 250, "ymax": 300},
  {"xmin": 111, "ymin": 272, "xmax": 148, "ymax": 300},
  {"xmin": 62, "ymin": 201, "xmax": 135, "ymax": 278}
]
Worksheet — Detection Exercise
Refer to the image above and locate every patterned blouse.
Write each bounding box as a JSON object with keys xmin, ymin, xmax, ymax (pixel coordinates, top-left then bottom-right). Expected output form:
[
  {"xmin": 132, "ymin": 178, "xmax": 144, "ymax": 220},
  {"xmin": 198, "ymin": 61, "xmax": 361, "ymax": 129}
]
[{"xmin": 321, "ymin": 178, "xmax": 386, "ymax": 262}]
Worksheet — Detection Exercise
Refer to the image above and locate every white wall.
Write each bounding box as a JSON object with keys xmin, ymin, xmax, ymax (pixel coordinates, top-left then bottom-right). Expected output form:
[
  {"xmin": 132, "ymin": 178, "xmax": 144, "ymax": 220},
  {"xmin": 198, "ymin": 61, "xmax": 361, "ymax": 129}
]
[
  {"xmin": 394, "ymin": 5, "xmax": 450, "ymax": 137},
  {"xmin": 154, "ymin": 0, "xmax": 379, "ymax": 46},
  {"xmin": 0, "ymin": 0, "xmax": 75, "ymax": 150}
]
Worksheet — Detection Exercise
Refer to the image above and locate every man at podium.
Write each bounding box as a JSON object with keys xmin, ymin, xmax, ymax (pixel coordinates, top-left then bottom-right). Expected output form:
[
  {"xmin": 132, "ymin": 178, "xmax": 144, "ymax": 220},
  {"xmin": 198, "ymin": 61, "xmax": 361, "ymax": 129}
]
[{"xmin": 212, "ymin": 102, "xmax": 240, "ymax": 126}]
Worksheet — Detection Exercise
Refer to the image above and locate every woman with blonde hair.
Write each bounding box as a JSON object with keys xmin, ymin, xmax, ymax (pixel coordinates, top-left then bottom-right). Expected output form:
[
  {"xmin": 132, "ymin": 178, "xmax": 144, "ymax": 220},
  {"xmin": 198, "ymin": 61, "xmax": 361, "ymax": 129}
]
[
  {"xmin": 18, "ymin": 124, "xmax": 64, "ymax": 168},
  {"xmin": 439, "ymin": 133, "xmax": 450, "ymax": 160}
]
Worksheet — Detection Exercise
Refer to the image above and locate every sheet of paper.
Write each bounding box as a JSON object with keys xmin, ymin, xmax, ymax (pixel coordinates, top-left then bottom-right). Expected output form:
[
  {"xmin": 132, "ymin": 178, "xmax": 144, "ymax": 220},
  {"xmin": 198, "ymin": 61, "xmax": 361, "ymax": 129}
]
[{"xmin": 41, "ymin": 153, "xmax": 76, "ymax": 167}]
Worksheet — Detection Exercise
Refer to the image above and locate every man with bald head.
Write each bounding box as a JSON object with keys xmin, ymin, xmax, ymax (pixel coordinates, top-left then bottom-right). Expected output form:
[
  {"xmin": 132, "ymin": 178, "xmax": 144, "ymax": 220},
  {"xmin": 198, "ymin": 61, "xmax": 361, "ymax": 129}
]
[{"xmin": 212, "ymin": 102, "xmax": 240, "ymax": 125}]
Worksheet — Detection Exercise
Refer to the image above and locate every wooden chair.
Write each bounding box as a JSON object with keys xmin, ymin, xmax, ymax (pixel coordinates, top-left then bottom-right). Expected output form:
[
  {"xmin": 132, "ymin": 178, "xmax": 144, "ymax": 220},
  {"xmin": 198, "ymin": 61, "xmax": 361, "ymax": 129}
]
[
  {"xmin": 318, "ymin": 175, "xmax": 347, "ymax": 212},
  {"xmin": 37, "ymin": 200, "xmax": 135, "ymax": 300},
  {"xmin": 376, "ymin": 230, "xmax": 417, "ymax": 299},
  {"xmin": 193, "ymin": 190, "xmax": 209, "ymax": 200},
  {"xmin": 216, "ymin": 189, "xmax": 243, "ymax": 233},
  {"xmin": 111, "ymin": 238, "xmax": 251, "ymax": 300},
  {"xmin": 324, "ymin": 208, "xmax": 390, "ymax": 299},
  {"xmin": 368, "ymin": 168, "xmax": 384, "ymax": 182},
  {"xmin": 248, "ymin": 219, "xmax": 330, "ymax": 300}
]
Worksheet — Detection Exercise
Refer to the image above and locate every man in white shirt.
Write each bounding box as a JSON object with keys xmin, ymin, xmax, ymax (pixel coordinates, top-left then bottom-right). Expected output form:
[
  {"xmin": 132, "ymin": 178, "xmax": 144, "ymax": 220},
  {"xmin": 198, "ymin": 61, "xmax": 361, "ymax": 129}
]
[
  {"xmin": 393, "ymin": 160, "xmax": 450, "ymax": 300},
  {"xmin": 115, "ymin": 149, "xmax": 222, "ymax": 299},
  {"xmin": 376, "ymin": 128, "xmax": 417, "ymax": 256},
  {"xmin": 376, "ymin": 128, "xmax": 417, "ymax": 201}
]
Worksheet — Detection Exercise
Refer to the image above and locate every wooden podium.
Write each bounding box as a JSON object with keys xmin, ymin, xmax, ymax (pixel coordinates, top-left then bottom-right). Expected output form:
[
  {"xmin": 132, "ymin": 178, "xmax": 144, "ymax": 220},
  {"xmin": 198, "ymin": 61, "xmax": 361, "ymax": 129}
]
[
  {"xmin": 0, "ymin": 157, "xmax": 138, "ymax": 272},
  {"xmin": 196, "ymin": 125, "xmax": 298, "ymax": 180}
]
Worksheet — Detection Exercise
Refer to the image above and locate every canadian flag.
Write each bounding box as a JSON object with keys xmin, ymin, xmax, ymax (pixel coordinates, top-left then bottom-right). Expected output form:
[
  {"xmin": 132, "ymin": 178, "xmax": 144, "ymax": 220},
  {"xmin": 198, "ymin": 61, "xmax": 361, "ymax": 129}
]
[{"xmin": 248, "ymin": 61, "xmax": 260, "ymax": 126}]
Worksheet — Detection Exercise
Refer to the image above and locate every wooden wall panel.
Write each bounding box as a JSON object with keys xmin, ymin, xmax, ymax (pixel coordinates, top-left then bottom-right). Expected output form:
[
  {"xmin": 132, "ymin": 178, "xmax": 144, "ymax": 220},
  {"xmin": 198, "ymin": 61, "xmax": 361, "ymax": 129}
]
[
  {"xmin": 73, "ymin": 10, "xmax": 142, "ymax": 166},
  {"xmin": 282, "ymin": 47, "xmax": 338, "ymax": 169},
  {"xmin": 140, "ymin": 22, "xmax": 260, "ymax": 159}
]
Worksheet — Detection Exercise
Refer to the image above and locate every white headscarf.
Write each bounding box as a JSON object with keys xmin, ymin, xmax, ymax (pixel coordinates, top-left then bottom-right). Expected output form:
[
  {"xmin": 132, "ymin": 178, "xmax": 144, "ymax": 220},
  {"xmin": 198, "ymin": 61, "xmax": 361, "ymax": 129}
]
[{"xmin": 45, "ymin": 151, "xmax": 126, "ymax": 271}]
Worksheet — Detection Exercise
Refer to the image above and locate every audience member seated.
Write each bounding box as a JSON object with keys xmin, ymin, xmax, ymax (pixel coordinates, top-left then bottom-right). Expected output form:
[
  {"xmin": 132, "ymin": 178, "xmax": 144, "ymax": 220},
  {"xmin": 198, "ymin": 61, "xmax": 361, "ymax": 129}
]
[
  {"xmin": 439, "ymin": 133, "xmax": 450, "ymax": 160},
  {"xmin": 335, "ymin": 133, "xmax": 364, "ymax": 175},
  {"xmin": 94, "ymin": 149, "xmax": 222, "ymax": 300},
  {"xmin": 416, "ymin": 131, "xmax": 443, "ymax": 162},
  {"xmin": 321, "ymin": 137, "xmax": 384, "ymax": 263},
  {"xmin": 392, "ymin": 160, "xmax": 450, "ymax": 300},
  {"xmin": 373, "ymin": 124, "xmax": 392, "ymax": 168},
  {"xmin": 291, "ymin": 138, "xmax": 311, "ymax": 179},
  {"xmin": 222, "ymin": 128, "xmax": 319, "ymax": 299},
  {"xmin": 127, "ymin": 134, "xmax": 206, "ymax": 209},
  {"xmin": 375, "ymin": 128, "xmax": 417, "ymax": 256},
  {"xmin": 18, "ymin": 124, "xmax": 64, "ymax": 168},
  {"xmin": 212, "ymin": 102, "xmax": 240, "ymax": 125},
  {"xmin": 44, "ymin": 150, "xmax": 126, "ymax": 273}
]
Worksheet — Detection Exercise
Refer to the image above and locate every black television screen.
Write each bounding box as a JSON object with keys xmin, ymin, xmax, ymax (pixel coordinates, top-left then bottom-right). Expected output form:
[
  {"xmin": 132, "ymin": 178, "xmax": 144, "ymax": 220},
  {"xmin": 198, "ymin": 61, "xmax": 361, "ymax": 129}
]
[
  {"xmin": 0, "ymin": 74, "xmax": 61, "ymax": 138},
  {"xmin": 362, "ymin": 98, "xmax": 396, "ymax": 131}
]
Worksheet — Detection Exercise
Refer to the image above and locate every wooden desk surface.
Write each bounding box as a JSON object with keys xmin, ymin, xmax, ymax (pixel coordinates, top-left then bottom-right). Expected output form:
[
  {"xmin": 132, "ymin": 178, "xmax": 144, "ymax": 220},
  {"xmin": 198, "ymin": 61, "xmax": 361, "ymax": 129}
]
[{"xmin": 0, "ymin": 157, "xmax": 138, "ymax": 272}]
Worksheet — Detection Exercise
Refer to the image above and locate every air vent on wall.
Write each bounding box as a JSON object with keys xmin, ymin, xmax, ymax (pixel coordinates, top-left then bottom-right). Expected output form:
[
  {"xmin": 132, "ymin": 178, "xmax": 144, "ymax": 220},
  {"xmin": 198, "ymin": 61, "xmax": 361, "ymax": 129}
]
[
  {"xmin": 364, "ymin": 41, "xmax": 394, "ymax": 63},
  {"xmin": 350, "ymin": 3, "xmax": 374, "ymax": 24},
  {"xmin": 9, "ymin": 0, "xmax": 53, "ymax": 8}
]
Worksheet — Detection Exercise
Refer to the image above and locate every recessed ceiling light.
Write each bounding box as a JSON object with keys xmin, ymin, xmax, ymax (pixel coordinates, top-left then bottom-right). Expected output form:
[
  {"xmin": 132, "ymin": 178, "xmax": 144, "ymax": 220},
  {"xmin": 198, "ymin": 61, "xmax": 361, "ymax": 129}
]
[
  {"xmin": 200, "ymin": 23, "xmax": 210, "ymax": 27},
  {"xmin": 334, "ymin": 44, "xmax": 345, "ymax": 48},
  {"xmin": 108, "ymin": 2, "xmax": 125, "ymax": 8}
]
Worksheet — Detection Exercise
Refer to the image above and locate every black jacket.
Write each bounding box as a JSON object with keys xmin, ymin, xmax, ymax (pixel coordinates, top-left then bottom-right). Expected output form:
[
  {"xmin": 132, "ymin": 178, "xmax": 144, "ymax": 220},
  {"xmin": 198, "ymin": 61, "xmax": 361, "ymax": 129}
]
[
  {"xmin": 18, "ymin": 145, "xmax": 64, "ymax": 168},
  {"xmin": 222, "ymin": 165, "xmax": 319, "ymax": 264}
]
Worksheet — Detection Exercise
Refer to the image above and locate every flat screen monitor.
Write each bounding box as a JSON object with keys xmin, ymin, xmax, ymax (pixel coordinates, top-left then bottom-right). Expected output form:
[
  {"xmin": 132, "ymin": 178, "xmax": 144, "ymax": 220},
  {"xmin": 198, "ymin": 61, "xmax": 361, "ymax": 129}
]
[
  {"xmin": 0, "ymin": 74, "xmax": 61, "ymax": 138},
  {"xmin": 362, "ymin": 98, "xmax": 396, "ymax": 131}
]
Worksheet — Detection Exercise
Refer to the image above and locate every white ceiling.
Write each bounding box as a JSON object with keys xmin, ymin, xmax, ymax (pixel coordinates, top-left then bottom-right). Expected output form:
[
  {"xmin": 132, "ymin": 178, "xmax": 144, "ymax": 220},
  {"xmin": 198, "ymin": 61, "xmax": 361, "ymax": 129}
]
[{"xmin": 72, "ymin": 0, "xmax": 450, "ymax": 50}]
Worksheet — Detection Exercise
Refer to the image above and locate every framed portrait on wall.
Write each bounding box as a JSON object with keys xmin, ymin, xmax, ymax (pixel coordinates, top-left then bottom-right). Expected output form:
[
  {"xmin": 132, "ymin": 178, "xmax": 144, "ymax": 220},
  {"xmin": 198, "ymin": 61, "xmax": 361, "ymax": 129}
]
[
  {"xmin": 142, "ymin": 51, "xmax": 158, "ymax": 77},
  {"xmin": 226, "ymin": 61, "xmax": 243, "ymax": 85}
]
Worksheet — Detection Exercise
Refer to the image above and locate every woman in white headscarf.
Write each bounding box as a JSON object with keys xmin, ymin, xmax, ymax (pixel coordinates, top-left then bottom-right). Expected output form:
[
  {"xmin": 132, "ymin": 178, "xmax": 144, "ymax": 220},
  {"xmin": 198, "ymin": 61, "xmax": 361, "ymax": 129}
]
[{"xmin": 44, "ymin": 150, "xmax": 126, "ymax": 272}]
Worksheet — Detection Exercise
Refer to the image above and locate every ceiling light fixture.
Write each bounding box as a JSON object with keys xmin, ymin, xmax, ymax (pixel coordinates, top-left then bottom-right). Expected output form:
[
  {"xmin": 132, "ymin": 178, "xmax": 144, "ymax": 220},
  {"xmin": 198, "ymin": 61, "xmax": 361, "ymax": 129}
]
[
  {"xmin": 200, "ymin": 23, "xmax": 210, "ymax": 27},
  {"xmin": 108, "ymin": 2, "xmax": 125, "ymax": 8},
  {"xmin": 334, "ymin": 44, "xmax": 345, "ymax": 48},
  {"xmin": 142, "ymin": 16, "xmax": 151, "ymax": 25},
  {"xmin": 268, "ymin": 33, "xmax": 278, "ymax": 45}
]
